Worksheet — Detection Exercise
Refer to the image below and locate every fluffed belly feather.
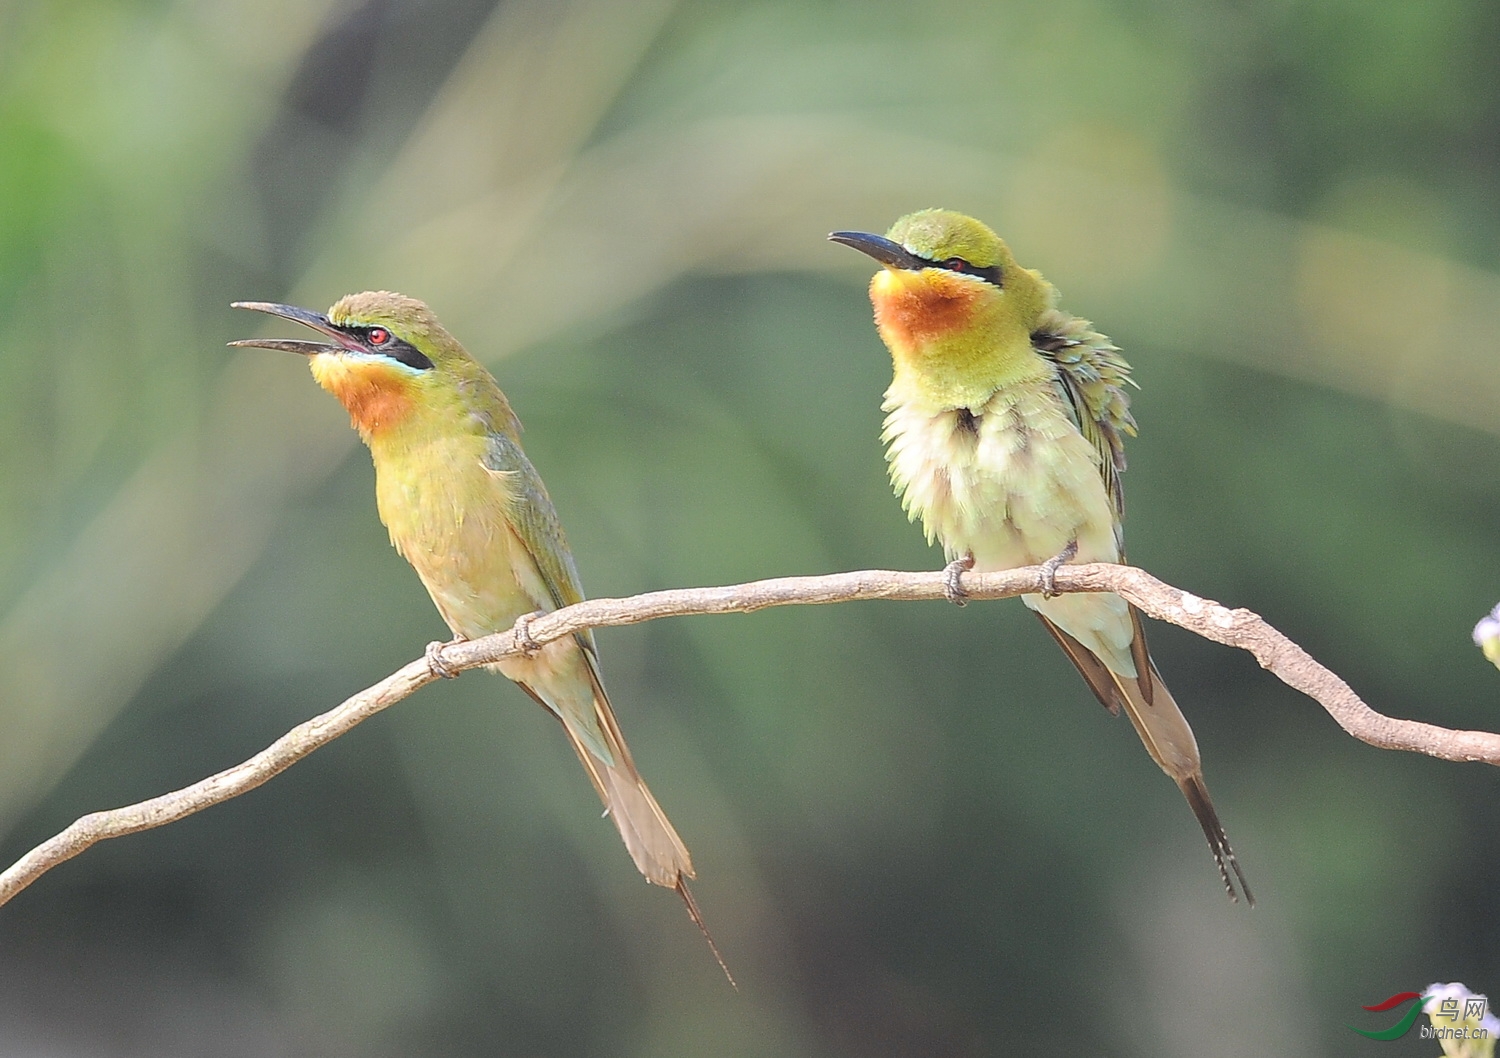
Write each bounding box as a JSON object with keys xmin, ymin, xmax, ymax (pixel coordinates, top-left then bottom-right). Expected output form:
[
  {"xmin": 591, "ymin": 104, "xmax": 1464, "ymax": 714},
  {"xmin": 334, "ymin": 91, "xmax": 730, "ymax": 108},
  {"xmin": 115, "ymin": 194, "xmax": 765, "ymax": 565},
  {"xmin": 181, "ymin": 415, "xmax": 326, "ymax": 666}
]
[{"xmin": 883, "ymin": 383, "xmax": 1137, "ymax": 676}]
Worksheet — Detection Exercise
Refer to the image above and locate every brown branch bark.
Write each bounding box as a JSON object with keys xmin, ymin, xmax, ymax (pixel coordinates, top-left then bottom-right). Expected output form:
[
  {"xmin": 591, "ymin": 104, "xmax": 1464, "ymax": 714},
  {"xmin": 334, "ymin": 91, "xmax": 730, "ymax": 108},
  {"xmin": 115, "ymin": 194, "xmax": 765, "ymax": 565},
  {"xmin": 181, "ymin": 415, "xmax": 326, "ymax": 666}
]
[{"xmin": 2, "ymin": 562, "xmax": 1493, "ymax": 908}]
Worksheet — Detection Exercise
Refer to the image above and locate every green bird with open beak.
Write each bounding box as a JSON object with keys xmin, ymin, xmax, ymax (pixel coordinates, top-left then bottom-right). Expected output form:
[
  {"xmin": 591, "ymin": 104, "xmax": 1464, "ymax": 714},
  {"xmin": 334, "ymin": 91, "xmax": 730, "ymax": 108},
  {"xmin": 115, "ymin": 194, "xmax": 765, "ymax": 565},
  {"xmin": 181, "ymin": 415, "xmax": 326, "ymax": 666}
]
[{"xmin": 232, "ymin": 291, "xmax": 729, "ymax": 978}]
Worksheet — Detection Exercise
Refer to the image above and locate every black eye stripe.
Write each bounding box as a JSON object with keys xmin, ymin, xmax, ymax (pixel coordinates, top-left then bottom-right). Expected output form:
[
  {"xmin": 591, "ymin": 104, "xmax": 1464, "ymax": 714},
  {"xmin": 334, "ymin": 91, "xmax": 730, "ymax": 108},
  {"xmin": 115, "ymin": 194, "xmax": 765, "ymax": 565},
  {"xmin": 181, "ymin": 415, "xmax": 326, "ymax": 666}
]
[
  {"xmin": 381, "ymin": 339, "xmax": 435, "ymax": 372},
  {"xmin": 344, "ymin": 326, "xmax": 435, "ymax": 371},
  {"xmin": 386, "ymin": 339, "xmax": 435, "ymax": 371},
  {"xmin": 924, "ymin": 254, "xmax": 1003, "ymax": 287}
]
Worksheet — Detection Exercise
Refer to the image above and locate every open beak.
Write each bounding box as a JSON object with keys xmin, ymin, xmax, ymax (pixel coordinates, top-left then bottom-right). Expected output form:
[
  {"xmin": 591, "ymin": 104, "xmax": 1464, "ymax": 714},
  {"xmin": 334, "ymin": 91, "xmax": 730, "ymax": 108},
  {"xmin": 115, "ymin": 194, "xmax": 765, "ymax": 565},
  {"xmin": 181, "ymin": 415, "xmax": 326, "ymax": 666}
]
[
  {"xmin": 228, "ymin": 301, "xmax": 353, "ymax": 356},
  {"xmin": 828, "ymin": 231, "xmax": 926, "ymax": 271}
]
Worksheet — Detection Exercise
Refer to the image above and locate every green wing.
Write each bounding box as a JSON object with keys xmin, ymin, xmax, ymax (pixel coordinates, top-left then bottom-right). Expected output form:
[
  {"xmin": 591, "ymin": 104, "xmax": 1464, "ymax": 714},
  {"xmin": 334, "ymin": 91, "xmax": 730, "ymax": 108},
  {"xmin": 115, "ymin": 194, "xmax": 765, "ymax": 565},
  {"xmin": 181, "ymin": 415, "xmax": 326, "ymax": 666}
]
[
  {"xmin": 1032, "ymin": 308, "xmax": 1138, "ymax": 538},
  {"xmin": 482, "ymin": 431, "xmax": 598, "ymax": 656},
  {"xmin": 1033, "ymin": 309, "xmax": 1153, "ymax": 696}
]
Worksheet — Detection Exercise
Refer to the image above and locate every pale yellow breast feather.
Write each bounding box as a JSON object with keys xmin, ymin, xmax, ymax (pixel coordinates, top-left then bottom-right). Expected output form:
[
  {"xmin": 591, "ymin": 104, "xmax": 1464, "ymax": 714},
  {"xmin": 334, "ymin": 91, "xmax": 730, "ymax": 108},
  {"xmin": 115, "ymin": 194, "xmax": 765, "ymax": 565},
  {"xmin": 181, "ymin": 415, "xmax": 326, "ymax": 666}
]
[
  {"xmin": 370, "ymin": 429, "xmax": 533, "ymax": 639},
  {"xmin": 881, "ymin": 376, "xmax": 1120, "ymax": 571}
]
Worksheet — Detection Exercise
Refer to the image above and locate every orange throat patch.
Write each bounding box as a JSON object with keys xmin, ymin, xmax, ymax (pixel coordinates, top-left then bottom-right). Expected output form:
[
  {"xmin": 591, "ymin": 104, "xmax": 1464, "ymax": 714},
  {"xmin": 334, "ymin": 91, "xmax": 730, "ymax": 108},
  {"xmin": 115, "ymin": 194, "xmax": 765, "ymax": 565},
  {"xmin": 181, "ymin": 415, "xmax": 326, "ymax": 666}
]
[
  {"xmin": 309, "ymin": 354, "xmax": 418, "ymax": 438},
  {"xmin": 870, "ymin": 270, "xmax": 985, "ymax": 361}
]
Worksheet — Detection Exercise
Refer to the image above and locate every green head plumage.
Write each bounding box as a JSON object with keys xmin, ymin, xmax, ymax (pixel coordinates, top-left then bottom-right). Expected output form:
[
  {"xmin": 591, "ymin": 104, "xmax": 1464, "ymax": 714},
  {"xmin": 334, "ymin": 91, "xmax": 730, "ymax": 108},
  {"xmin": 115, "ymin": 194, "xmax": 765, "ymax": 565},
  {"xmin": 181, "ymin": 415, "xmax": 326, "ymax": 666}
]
[
  {"xmin": 886, "ymin": 209, "xmax": 1012, "ymax": 271},
  {"xmin": 829, "ymin": 210, "xmax": 1059, "ymax": 405}
]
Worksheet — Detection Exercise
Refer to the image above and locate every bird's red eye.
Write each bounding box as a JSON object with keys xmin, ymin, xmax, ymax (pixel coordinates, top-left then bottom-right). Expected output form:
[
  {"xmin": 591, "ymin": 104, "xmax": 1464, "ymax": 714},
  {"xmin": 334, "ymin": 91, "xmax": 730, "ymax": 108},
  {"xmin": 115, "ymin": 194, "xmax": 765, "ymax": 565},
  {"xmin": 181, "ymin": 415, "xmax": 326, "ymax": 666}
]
[
  {"xmin": 944, "ymin": 257, "xmax": 968, "ymax": 272},
  {"xmin": 368, "ymin": 327, "xmax": 391, "ymax": 346}
]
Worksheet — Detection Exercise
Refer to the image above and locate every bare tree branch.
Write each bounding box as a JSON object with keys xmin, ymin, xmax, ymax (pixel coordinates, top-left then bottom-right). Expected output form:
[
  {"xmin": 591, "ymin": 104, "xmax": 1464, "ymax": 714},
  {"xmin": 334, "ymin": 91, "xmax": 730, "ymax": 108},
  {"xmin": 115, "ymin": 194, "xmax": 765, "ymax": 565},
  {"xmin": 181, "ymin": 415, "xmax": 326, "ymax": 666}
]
[{"xmin": 2, "ymin": 562, "xmax": 1494, "ymax": 907}]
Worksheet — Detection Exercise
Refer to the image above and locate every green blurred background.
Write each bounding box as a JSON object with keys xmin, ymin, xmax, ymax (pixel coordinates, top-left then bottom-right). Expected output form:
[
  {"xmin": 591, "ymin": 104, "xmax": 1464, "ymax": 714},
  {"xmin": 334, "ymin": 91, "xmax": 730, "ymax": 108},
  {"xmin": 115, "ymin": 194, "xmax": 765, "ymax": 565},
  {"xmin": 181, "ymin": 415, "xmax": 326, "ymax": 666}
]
[{"xmin": 3, "ymin": 0, "xmax": 1500, "ymax": 1053}]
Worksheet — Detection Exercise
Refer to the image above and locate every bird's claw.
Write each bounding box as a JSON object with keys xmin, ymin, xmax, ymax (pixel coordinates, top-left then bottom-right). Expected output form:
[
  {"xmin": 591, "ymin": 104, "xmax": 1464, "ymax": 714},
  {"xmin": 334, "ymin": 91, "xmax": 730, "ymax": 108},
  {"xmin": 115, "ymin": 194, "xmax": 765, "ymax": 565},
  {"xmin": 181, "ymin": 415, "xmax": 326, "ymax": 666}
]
[
  {"xmin": 943, "ymin": 553, "xmax": 975, "ymax": 606},
  {"xmin": 425, "ymin": 637, "xmax": 466, "ymax": 679},
  {"xmin": 513, "ymin": 611, "xmax": 545, "ymax": 656},
  {"xmin": 1038, "ymin": 541, "xmax": 1079, "ymax": 598}
]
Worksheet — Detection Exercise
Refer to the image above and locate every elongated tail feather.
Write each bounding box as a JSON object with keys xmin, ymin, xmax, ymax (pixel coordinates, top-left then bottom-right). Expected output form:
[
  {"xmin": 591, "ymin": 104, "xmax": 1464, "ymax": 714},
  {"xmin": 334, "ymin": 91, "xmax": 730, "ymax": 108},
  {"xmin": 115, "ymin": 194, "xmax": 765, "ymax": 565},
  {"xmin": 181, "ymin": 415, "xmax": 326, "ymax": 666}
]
[
  {"xmin": 1036, "ymin": 614, "xmax": 1253, "ymax": 905},
  {"xmin": 1128, "ymin": 606, "xmax": 1155, "ymax": 707},
  {"xmin": 1178, "ymin": 772, "xmax": 1254, "ymax": 908},
  {"xmin": 675, "ymin": 877, "xmax": 736, "ymax": 989},
  {"xmin": 519, "ymin": 678, "xmax": 694, "ymax": 887},
  {"xmin": 528, "ymin": 677, "xmax": 735, "ymax": 983},
  {"xmin": 1035, "ymin": 613, "xmax": 1123, "ymax": 716}
]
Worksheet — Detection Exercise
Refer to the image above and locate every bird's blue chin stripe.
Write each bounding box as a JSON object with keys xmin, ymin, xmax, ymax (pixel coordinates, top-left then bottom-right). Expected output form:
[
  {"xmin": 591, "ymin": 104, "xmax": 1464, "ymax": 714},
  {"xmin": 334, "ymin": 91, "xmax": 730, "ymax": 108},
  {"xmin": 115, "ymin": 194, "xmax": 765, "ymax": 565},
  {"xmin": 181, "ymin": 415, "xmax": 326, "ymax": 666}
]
[{"xmin": 329, "ymin": 349, "xmax": 432, "ymax": 374}]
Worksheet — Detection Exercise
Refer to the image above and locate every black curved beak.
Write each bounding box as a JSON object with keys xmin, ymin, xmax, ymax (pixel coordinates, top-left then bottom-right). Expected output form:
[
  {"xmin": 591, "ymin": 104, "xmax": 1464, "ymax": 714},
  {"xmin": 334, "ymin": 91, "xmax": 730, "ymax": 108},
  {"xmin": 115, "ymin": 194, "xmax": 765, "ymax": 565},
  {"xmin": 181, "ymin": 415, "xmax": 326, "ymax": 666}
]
[
  {"xmin": 228, "ymin": 301, "xmax": 350, "ymax": 356},
  {"xmin": 828, "ymin": 231, "xmax": 925, "ymax": 270}
]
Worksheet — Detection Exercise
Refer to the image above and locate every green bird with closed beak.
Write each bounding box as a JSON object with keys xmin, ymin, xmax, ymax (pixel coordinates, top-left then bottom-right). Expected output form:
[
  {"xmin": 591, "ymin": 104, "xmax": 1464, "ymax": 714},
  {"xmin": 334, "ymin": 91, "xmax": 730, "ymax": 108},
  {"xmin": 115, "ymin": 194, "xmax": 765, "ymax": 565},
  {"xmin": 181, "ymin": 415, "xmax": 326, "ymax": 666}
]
[{"xmin": 831, "ymin": 210, "xmax": 1252, "ymax": 904}]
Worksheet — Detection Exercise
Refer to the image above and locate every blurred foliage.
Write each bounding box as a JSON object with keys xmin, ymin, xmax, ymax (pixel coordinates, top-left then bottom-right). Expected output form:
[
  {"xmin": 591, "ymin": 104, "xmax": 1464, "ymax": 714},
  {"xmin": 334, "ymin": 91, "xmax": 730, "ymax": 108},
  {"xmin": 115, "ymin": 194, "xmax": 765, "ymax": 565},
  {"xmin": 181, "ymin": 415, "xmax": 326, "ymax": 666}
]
[{"xmin": 3, "ymin": 0, "xmax": 1500, "ymax": 1054}]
